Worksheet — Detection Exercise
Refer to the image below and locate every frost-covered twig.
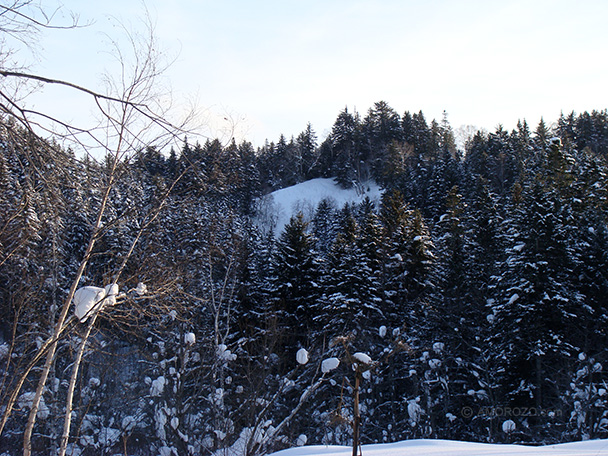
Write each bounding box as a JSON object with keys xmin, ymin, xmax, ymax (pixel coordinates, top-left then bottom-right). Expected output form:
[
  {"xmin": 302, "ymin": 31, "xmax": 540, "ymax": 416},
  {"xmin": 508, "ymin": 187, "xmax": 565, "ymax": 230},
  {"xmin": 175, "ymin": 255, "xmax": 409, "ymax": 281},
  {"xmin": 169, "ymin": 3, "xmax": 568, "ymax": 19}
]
[{"xmin": 257, "ymin": 376, "xmax": 326, "ymax": 456}]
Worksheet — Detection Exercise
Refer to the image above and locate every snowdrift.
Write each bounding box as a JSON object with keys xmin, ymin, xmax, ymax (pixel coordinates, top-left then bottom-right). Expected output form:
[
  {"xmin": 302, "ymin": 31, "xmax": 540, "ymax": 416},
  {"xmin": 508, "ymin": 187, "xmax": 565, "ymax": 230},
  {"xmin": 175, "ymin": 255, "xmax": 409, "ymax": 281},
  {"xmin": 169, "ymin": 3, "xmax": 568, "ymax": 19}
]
[{"xmin": 268, "ymin": 438, "xmax": 608, "ymax": 456}]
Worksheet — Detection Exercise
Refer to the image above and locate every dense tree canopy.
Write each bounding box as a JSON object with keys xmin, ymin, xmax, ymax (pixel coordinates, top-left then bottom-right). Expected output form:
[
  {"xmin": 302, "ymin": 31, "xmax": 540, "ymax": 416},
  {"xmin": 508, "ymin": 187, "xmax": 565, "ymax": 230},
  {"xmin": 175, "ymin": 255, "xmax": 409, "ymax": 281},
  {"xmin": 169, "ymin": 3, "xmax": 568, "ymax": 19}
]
[{"xmin": 2, "ymin": 102, "xmax": 608, "ymax": 454}]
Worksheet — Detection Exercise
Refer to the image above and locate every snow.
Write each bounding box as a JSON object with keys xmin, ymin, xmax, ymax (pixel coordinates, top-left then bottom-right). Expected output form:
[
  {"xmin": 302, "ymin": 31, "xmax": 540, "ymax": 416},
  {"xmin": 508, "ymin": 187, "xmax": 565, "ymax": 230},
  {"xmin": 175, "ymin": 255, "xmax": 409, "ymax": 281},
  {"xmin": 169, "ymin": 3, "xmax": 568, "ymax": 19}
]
[
  {"xmin": 184, "ymin": 332, "xmax": 196, "ymax": 345},
  {"xmin": 73, "ymin": 284, "xmax": 119, "ymax": 322},
  {"xmin": 428, "ymin": 358, "xmax": 442, "ymax": 369},
  {"xmin": 503, "ymin": 419, "xmax": 517, "ymax": 433},
  {"xmin": 513, "ymin": 243, "xmax": 525, "ymax": 252},
  {"xmin": 18, "ymin": 392, "xmax": 49, "ymax": 420},
  {"xmin": 135, "ymin": 282, "xmax": 147, "ymax": 295},
  {"xmin": 158, "ymin": 446, "xmax": 175, "ymax": 456},
  {"xmin": 321, "ymin": 357, "xmax": 340, "ymax": 373},
  {"xmin": 296, "ymin": 348, "xmax": 309, "ymax": 365},
  {"xmin": 150, "ymin": 376, "xmax": 166, "ymax": 396},
  {"xmin": 0, "ymin": 342, "xmax": 9, "ymax": 360},
  {"xmin": 508, "ymin": 293, "xmax": 519, "ymax": 305},
  {"xmin": 433, "ymin": 342, "xmax": 445, "ymax": 353},
  {"xmin": 121, "ymin": 415, "xmax": 138, "ymax": 432},
  {"xmin": 379, "ymin": 326, "xmax": 387, "ymax": 337},
  {"xmin": 255, "ymin": 178, "xmax": 383, "ymax": 234},
  {"xmin": 296, "ymin": 435, "xmax": 308, "ymax": 446},
  {"xmin": 267, "ymin": 439, "xmax": 608, "ymax": 456},
  {"xmin": 352, "ymin": 352, "xmax": 372, "ymax": 365},
  {"xmin": 217, "ymin": 343, "xmax": 237, "ymax": 361},
  {"xmin": 407, "ymin": 398, "xmax": 422, "ymax": 424},
  {"xmin": 98, "ymin": 427, "xmax": 120, "ymax": 447}
]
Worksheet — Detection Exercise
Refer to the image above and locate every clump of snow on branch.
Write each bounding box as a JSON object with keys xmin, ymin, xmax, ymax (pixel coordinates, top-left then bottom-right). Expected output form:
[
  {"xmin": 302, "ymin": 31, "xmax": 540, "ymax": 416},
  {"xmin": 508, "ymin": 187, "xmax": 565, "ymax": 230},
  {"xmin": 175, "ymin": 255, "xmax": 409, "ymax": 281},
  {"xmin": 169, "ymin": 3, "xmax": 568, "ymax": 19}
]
[
  {"xmin": 507, "ymin": 293, "xmax": 519, "ymax": 305},
  {"xmin": 407, "ymin": 397, "xmax": 422, "ymax": 426},
  {"xmin": 296, "ymin": 434, "xmax": 307, "ymax": 446},
  {"xmin": 353, "ymin": 352, "xmax": 372, "ymax": 365},
  {"xmin": 296, "ymin": 348, "xmax": 309, "ymax": 365},
  {"xmin": 150, "ymin": 376, "xmax": 166, "ymax": 396},
  {"xmin": 135, "ymin": 282, "xmax": 147, "ymax": 295},
  {"xmin": 184, "ymin": 332, "xmax": 196, "ymax": 345},
  {"xmin": 428, "ymin": 358, "xmax": 442, "ymax": 369},
  {"xmin": 217, "ymin": 344, "xmax": 237, "ymax": 361},
  {"xmin": 73, "ymin": 284, "xmax": 119, "ymax": 322},
  {"xmin": 321, "ymin": 357, "xmax": 340, "ymax": 373},
  {"xmin": 502, "ymin": 419, "xmax": 516, "ymax": 433},
  {"xmin": 0, "ymin": 342, "xmax": 9, "ymax": 360},
  {"xmin": 122, "ymin": 416, "xmax": 138, "ymax": 432},
  {"xmin": 18, "ymin": 392, "xmax": 49, "ymax": 420}
]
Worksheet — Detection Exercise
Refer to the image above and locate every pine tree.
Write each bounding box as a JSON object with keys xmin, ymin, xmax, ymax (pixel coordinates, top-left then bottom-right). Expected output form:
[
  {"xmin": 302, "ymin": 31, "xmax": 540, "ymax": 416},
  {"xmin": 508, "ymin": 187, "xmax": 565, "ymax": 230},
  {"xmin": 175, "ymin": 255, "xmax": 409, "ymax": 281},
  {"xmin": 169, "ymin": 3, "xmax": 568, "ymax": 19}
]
[
  {"xmin": 269, "ymin": 214, "xmax": 319, "ymax": 357},
  {"xmin": 363, "ymin": 101, "xmax": 403, "ymax": 181},
  {"xmin": 296, "ymin": 122, "xmax": 319, "ymax": 181},
  {"xmin": 326, "ymin": 107, "xmax": 361, "ymax": 187}
]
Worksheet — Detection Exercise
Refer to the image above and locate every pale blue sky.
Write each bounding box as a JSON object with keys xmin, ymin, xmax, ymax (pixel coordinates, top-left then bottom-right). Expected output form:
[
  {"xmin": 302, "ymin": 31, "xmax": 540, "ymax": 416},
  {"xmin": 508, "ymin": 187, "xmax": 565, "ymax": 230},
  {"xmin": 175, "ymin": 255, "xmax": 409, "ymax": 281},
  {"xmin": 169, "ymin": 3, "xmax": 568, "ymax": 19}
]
[{"xmin": 24, "ymin": 0, "xmax": 608, "ymax": 148}]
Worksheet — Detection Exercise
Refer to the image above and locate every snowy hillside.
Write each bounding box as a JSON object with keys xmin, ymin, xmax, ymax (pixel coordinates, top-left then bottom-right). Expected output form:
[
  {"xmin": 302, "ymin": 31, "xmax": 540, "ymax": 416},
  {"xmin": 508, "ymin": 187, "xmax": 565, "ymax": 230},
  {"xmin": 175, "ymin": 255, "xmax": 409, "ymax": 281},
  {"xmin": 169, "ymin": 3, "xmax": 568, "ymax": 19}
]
[
  {"xmin": 255, "ymin": 178, "xmax": 383, "ymax": 234},
  {"xmin": 269, "ymin": 438, "xmax": 608, "ymax": 456}
]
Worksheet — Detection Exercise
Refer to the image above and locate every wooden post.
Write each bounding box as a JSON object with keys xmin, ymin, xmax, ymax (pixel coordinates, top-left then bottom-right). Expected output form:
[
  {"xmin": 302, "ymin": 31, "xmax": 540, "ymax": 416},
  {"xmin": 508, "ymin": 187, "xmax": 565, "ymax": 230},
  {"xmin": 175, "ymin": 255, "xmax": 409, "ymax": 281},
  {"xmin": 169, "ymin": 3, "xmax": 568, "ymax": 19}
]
[{"xmin": 352, "ymin": 368, "xmax": 361, "ymax": 456}]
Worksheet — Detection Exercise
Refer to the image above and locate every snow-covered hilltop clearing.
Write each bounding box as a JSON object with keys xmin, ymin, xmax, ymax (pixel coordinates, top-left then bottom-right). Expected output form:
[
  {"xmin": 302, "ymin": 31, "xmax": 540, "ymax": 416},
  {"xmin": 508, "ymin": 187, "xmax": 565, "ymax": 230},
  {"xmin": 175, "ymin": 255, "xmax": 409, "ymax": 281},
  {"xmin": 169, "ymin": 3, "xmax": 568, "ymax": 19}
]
[
  {"xmin": 268, "ymin": 438, "xmax": 608, "ymax": 456},
  {"xmin": 255, "ymin": 178, "xmax": 383, "ymax": 234}
]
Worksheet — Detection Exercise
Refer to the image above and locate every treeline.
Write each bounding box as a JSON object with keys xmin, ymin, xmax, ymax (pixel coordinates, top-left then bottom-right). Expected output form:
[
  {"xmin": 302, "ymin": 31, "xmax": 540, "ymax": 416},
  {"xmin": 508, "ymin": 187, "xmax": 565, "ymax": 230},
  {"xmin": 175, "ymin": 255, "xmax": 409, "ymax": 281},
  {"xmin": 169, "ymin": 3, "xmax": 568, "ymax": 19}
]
[{"xmin": 1, "ymin": 104, "xmax": 608, "ymax": 455}]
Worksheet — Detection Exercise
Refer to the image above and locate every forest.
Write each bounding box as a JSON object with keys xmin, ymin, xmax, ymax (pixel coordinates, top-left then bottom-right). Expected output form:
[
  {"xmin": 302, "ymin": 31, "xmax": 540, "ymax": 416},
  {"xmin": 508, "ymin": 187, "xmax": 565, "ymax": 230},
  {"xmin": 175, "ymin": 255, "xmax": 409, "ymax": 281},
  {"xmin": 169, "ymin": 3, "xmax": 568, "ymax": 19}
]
[{"xmin": 1, "ymin": 102, "xmax": 608, "ymax": 456}]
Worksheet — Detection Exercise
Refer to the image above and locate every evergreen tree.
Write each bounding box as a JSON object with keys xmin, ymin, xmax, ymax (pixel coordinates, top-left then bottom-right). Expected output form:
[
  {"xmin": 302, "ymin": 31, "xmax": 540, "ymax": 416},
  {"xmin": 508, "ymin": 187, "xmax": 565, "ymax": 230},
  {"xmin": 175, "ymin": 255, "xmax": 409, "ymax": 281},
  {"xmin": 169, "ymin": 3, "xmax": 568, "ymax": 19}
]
[
  {"xmin": 296, "ymin": 122, "xmax": 319, "ymax": 181},
  {"xmin": 269, "ymin": 214, "xmax": 319, "ymax": 357},
  {"xmin": 363, "ymin": 101, "xmax": 403, "ymax": 181},
  {"xmin": 326, "ymin": 107, "xmax": 361, "ymax": 187}
]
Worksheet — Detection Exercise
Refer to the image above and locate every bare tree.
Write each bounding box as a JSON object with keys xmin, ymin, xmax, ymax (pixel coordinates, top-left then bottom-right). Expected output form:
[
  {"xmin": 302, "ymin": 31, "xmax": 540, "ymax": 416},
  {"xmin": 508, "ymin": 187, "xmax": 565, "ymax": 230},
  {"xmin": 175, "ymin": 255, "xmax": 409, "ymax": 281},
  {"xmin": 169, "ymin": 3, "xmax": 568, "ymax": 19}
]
[{"xmin": 0, "ymin": 2, "xmax": 201, "ymax": 454}]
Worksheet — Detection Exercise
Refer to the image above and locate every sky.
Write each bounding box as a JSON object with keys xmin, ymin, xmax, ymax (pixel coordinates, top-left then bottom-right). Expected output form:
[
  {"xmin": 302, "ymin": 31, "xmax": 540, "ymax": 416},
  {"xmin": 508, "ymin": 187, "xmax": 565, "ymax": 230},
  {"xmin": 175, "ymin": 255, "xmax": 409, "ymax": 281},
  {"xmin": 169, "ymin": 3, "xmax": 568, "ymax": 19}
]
[{"xmin": 18, "ymin": 0, "xmax": 608, "ymax": 150}]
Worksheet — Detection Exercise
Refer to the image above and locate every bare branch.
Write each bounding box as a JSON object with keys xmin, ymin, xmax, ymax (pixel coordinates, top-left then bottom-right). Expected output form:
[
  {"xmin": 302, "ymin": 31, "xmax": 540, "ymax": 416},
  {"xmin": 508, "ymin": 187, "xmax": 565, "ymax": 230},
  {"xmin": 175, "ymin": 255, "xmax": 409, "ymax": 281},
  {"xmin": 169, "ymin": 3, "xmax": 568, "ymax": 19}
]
[{"xmin": 0, "ymin": 3, "xmax": 81, "ymax": 31}]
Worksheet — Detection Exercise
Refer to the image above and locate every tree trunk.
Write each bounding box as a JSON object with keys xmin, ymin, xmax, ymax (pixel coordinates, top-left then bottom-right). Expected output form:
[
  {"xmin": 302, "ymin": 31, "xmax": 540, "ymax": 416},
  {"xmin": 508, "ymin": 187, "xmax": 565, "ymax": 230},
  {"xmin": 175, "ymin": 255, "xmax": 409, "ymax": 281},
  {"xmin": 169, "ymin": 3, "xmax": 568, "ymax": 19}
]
[{"xmin": 58, "ymin": 314, "xmax": 98, "ymax": 456}]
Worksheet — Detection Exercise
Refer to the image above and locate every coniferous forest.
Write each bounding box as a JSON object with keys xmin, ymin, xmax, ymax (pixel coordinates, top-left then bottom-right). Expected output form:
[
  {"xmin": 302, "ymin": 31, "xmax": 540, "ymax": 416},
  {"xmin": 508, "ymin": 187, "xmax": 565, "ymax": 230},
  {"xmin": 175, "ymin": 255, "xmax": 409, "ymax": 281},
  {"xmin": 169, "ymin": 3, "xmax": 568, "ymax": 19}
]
[{"xmin": 2, "ymin": 102, "xmax": 608, "ymax": 455}]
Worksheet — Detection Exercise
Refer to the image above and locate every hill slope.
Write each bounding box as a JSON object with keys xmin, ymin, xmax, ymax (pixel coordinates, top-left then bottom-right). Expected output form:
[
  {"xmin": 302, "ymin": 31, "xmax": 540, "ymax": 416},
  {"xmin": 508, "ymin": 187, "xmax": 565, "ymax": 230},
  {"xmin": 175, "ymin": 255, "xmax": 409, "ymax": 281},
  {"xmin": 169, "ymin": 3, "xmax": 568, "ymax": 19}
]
[{"xmin": 255, "ymin": 178, "xmax": 383, "ymax": 234}]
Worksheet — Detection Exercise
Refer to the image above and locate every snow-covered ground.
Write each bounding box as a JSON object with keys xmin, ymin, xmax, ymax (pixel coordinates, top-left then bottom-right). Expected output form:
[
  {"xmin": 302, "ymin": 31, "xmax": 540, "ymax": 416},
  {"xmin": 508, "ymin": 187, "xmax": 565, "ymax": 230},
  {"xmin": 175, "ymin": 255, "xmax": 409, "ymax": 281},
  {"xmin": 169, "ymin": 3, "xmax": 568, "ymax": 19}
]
[
  {"xmin": 269, "ymin": 439, "xmax": 608, "ymax": 456},
  {"xmin": 255, "ymin": 178, "xmax": 383, "ymax": 234}
]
